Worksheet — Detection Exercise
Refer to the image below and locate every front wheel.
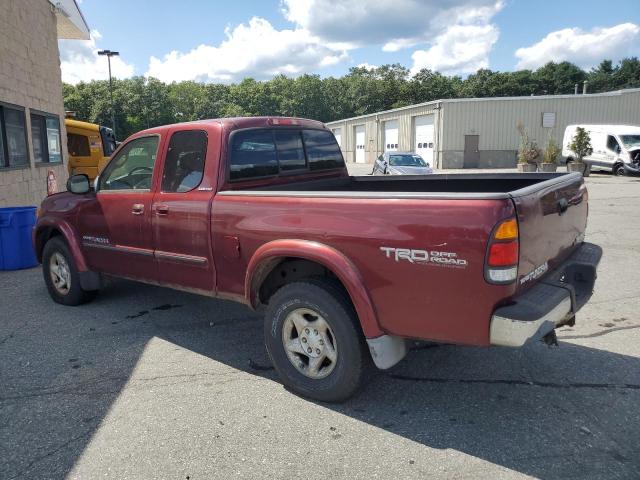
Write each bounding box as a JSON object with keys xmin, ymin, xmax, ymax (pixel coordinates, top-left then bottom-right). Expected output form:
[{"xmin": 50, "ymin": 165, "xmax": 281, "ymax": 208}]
[
  {"xmin": 613, "ymin": 163, "xmax": 625, "ymax": 176},
  {"xmin": 264, "ymin": 278, "xmax": 370, "ymax": 402},
  {"xmin": 42, "ymin": 237, "xmax": 97, "ymax": 306}
]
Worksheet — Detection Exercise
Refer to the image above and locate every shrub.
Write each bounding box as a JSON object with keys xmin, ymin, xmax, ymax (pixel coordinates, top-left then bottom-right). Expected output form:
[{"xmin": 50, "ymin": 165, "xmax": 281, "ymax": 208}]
[
  {"xmin": 542, "ymin": 132, "xmax": 561, "ymax": 164},
  {"xmin": 517, "ymin": 122, "xmax": 540, "ymax": 164},
  {"xmin": 568, "ymin": 127, "xmax": 593, "ymax": 163}
]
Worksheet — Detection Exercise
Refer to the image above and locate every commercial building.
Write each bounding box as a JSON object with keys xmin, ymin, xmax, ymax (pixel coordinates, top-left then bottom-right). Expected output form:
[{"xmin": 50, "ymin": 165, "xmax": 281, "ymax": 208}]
[
  {"xmin": 326, "ymin": 88, "xmax": 640, "ymax": 169},
  {"xmin": 0, "ymin": 0, "xmax": 89, "ymax": 207}
]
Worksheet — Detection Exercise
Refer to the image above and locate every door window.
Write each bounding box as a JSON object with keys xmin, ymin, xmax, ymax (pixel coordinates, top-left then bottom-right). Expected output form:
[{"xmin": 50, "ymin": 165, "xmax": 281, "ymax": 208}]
[
  {"xmin": 99, "ymin": 136, "xmax": 159, "ymax": 191},
  {"xmin": 68, "ymin": 133, "xmax": 91, "ymax": 156},
  {"xmin": 161, "ymin": 130, "xmax": 207, "ymax": 192},
  {"xmin": 606, "ymin": 135, "xmax": 621, "ymax": 153}
]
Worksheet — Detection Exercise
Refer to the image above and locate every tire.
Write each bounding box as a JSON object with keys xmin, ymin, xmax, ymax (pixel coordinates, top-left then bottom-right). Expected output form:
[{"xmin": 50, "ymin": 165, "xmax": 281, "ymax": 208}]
[
  {"xmin": 42, "ymin": 236, "xmax": 98, "ymax": 306},
  {"xmin": 264, "ymin": 277, "xmax": 370, "ymax": 402},
  {"xmin": 613, "ymin": 163, "xmax": 625, "ymax": 176}
]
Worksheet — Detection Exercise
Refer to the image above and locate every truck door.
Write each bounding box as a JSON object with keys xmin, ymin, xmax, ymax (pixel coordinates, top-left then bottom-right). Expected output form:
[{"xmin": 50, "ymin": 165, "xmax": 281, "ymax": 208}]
[
  {"xmin": 78, "ymin": 135, "xmax": 160, "ymax": 280},
  {"xmin": 151, "ymin": 129, "xmax": 215, "ymax": 292}
]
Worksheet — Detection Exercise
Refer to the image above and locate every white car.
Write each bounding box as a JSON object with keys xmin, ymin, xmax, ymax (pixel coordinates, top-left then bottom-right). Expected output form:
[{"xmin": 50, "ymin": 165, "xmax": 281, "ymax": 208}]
[
  {"xmin": 372, "ymin": 152, "xmax": 434, "ymax": 175},
  {"xmin": 562, "ymin": 125, "xmax": 640, "ymax": 176}
]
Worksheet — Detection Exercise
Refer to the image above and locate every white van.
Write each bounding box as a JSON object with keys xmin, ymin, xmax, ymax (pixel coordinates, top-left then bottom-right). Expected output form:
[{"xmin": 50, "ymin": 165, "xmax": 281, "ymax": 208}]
[{"xmin": 562, "ymin": 125, "xmax": 640, "ymax": 175}]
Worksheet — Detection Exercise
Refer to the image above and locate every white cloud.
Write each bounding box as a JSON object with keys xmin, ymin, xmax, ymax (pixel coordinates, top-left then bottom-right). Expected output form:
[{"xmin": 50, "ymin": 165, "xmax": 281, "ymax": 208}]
[
  {"xmin": 58, "ymin": 30, "xmax": 135, "ymax": 84},
  {"xmin": 515, "ymin": 23, "xmax": 640, "ymax": 70},
  {"xmin": 411, "ymin": 24, "xmax": 499, "ymax": 75},
  {"xmin": 145, "ymin": 17, "xmax": 347, "ymax": 83},
  {"xmin": 356, "ymin": 63, "xmax": 378, "ymax": 70},
  {"xmin": 283, "ymin": 0, "xmax": 503, "ymax": 76},
  {"xmin": 282, "ymin": 0, "xmax": 499, "ymax": 46}
]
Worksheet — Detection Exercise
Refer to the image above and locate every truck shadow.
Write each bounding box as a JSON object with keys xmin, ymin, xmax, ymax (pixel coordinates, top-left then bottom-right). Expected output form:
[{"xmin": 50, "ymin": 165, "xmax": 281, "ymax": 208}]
[{"xmin": 2, "ymin": 274, "xmax": 639, "ymax": 479}]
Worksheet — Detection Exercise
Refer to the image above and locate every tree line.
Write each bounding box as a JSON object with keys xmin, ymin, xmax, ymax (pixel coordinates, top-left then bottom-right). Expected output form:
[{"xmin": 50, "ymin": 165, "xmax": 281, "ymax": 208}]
[{"xmin": 63, "ymin": 58, "xmax": 640, "ymax": 140}]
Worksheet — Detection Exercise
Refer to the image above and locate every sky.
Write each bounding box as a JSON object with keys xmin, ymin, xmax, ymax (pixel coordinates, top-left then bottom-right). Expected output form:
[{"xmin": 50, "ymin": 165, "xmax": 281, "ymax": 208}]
[{"xmin": 59, "ymin": 0, "xmax": 640, "ymax": 85}]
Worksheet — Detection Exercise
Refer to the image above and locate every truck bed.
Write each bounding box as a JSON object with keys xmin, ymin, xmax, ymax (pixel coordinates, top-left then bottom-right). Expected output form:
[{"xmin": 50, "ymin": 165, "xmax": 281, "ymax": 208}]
[{"xmin": 225, "ymin": 172, "xmax": 576, "ymax": 198}]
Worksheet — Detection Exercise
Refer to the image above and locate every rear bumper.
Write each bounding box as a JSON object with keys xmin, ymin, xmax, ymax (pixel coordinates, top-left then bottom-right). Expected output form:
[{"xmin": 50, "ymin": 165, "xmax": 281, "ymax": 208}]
[{"xmin": 490, "ymin": 242, "xmax": 602, "ymax": 347}]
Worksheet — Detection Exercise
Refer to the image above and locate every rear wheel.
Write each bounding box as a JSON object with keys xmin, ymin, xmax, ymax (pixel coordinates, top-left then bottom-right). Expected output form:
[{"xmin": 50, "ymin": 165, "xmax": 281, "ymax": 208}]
[
  {"xmin": 42, "ymin": 237, "xmax": 97, "ymax": 306},
  {"xmin": 613, "ymin": 163, "xmax": 625, "ymax": 176},
  {"xmin": 264, "ymin": 278, "xmax": 370, "ymax": 402}
]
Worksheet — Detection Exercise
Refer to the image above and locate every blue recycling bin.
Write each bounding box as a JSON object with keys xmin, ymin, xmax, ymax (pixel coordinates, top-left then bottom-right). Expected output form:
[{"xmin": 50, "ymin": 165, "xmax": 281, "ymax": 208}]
[{"xmin": 0, "ymin": 206, "xmax": 38, "ymax": 270}]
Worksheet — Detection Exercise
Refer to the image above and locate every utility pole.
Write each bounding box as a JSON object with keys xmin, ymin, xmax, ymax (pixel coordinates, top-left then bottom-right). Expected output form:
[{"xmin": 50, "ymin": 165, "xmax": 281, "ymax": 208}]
[{"xmin": 97, "ymin": 49, "xmax": 120, "ymax": 139}]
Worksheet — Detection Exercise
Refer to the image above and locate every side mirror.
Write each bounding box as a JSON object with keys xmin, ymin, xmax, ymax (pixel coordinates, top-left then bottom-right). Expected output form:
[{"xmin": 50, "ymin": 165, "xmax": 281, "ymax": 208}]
[{"xmin": 67, "ymin": 174, "xmax": 91, "ymax": 194}]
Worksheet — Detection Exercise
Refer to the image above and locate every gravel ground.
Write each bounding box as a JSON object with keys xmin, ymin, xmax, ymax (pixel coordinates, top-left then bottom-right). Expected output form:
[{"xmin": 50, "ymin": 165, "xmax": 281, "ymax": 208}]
[{"xmin": 1, "ymin": 171, "xmax": 639, "ymax": 479}]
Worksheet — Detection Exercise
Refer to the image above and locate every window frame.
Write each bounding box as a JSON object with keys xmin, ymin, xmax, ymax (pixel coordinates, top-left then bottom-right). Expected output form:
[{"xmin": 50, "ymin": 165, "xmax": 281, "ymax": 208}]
[
  {"xmin": 30, "ymin": 109, "xmax": 63, "ymax": 165},
  {"xmin": 227, "ymin": 127, "xmax": 345, "ymax": 183},
  {"xmin": 161, "ymin": 129, "xmax": 208, "ymax": 194},
  {"xmin": 0, "ymin": 101, "xmax": 30, "ymax": 170},
  {"xmin": 97, "ymin": 134, "xmax": 161, "ymax": 193}
]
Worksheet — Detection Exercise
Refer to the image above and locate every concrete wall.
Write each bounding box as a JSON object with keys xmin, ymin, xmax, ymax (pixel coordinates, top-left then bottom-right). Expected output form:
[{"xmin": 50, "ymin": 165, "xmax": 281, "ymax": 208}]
[{"xmin": 0, "ymin": 0, "xmax": 69, "ymax": 207}]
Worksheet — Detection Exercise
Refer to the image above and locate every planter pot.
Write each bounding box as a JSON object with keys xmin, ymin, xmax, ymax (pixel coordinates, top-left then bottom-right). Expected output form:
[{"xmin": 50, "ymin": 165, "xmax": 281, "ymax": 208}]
[
  {"xmin": 539, "ymin": 163, "xmax": 558, "ymax": 172},
  {"xmin": 567, "ymin": 162, "xmax": 591, "ymax": 176},
  {"xmin": 517, "ymin": 163, "xmax": 537, "ymax": 172}
]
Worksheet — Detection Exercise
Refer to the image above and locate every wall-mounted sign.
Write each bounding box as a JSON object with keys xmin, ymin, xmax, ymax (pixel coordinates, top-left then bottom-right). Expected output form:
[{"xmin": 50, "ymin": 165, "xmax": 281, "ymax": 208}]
[{"xmin": 542, "ymin": 112, "xmax": 556, "ymax": 128}]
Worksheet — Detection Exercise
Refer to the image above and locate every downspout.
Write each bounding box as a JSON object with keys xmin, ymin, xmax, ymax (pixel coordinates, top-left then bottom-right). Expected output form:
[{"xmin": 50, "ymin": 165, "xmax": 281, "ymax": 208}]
[
  {"xmin": 375, "ymin": 114, "xmax": 380, "ymax": 161},
  {"xmin": 434, "ymin": 101, "xmax": 442, "ymax": 169}
]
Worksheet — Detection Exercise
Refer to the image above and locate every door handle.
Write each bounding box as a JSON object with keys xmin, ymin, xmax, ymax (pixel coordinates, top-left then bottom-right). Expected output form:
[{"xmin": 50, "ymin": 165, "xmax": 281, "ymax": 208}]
[
  {"xmin": 155, "ymin": 205, "xmax": 169, "ymax": 215},
  {"xmin": 132, "ymin": 204, "xmax": 144, "ymax": 215}
]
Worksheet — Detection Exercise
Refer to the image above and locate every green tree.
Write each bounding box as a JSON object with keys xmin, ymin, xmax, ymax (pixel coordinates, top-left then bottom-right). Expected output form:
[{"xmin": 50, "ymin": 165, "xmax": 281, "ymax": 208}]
[{"xmin": 569, "ymin": 127, "xmax": 593, "ymax": 163}]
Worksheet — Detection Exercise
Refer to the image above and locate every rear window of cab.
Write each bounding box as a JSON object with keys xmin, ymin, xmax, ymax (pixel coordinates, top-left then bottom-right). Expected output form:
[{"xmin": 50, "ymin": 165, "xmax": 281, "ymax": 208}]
[{"xmin": 229, "ymin": 128, "xmax": 344, "ymax": 181}]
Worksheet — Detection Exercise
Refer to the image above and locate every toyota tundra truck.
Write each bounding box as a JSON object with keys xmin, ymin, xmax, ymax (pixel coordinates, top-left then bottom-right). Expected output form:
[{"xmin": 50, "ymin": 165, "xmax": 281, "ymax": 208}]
[{"xmin": 34, "ymin": 117, "xmax": 602, "ymax": 402}]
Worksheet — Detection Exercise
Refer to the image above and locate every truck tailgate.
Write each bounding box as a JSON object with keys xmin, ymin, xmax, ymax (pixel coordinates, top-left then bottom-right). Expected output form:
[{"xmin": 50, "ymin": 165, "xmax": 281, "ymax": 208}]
[{"xmin": 511, "ymin": 172, "xmax": 588, "ymax": 292}]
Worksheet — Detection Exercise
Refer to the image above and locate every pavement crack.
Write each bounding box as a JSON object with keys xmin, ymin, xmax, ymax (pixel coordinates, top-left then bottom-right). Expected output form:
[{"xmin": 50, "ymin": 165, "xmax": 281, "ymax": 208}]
[
  {"xmin": 558, "ymin": 324, "xmax": 640, "ymax": 339},
  {"xmin": 387, "ymin": 374, "xmax": 640, "ymax": 390}
]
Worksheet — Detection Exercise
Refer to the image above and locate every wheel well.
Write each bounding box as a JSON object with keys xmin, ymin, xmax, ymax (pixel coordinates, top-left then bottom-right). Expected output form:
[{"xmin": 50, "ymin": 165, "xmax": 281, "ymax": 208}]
[
  {"xmin": 257, "ymin": 258, "xmax": 349, "ymax": 307},
  {"xmin": 35, "ymin": 227, "xmax": 62, "ymax": 262}
]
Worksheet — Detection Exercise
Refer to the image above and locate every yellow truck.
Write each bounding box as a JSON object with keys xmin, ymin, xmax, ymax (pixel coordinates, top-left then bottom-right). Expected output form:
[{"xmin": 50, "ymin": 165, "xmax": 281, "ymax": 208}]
[{"xmin": 65, "ymin": 119, "xmax": 117, "ymax": 180}]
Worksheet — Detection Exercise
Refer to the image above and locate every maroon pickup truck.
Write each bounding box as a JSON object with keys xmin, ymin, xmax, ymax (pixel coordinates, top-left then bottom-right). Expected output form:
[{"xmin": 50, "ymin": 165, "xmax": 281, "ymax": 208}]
[{"xmin": 34, "ymin": 117, "xmax": 602, "ymax": 401}]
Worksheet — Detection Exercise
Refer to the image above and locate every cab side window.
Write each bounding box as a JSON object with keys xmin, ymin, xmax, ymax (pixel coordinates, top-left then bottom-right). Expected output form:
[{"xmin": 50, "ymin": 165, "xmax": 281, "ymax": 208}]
[
  {"xmin": 606, "ymin": 135, "xmax": 621, "ymax": 153},
  {"xmin": 161, "ymin": 130, "xmax": 207, "ymax": 192},
  {"xmin": 99, "ymin": 136, "xmax": 159, "ymax": 191}
]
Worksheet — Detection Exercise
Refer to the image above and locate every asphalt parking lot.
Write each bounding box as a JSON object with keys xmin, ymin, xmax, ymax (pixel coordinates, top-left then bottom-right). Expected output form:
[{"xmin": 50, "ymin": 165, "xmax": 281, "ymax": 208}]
[{"xmin": 1, "ymin": 170, "xmax": 639, "ymax": 479}]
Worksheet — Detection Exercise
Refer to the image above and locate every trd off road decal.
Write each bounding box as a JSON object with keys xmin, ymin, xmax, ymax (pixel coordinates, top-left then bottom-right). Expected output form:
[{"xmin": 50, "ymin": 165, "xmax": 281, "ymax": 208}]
[
  {"xmin": 82, "ymin": 235, "xmax": 110, "ymax": 245},
  {"xmin": 380, "ymin": 247, "xmax": 468, "ymax": 268}
]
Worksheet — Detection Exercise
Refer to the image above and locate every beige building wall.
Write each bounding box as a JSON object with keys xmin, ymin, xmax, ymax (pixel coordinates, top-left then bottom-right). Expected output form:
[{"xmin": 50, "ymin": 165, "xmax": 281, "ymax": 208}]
[
  {"xmin": 327, "ymin": 88, "xmax": 640, "ymax": 169},
  {"xmin": 0, "ymin": 0, "xmax": 69, "ymax": 207}
]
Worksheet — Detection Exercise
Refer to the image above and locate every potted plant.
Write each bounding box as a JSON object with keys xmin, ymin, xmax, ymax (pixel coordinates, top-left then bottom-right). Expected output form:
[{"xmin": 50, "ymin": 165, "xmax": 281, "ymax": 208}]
[
  {"xmin": 540, "ymin": 132, "xmax": 561, "ymax": 172},
  {"xmin": 516, "ymin": 123, "xmax": 539, "ymax": 172},
  {"xmin": 567, "ymin": 126, "xmax": 593, "ymax": 176}
]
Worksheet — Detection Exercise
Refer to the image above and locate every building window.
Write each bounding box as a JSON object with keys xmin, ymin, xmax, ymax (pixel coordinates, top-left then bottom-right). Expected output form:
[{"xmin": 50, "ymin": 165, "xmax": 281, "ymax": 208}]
[
  {"xmin": 0, "ymin": 104, "xmax": 29, "ymax": 168},
  {"xmin": 30, "ymin": 112, "xmax": 62, "ymax": 164}
]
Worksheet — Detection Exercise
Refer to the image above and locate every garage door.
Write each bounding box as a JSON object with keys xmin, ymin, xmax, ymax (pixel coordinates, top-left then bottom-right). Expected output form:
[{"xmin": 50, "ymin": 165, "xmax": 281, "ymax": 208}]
[
  {"xmin": 332, "ymin": 127, "xmax": 342, "ymax": 148},
  {"xmin": 355, "ymin": 125, "xmax": 365, "ymax": 163},
  {"xmin": 384, "ymin": 120, "xmax": 398, "ymax": 152},
  {"xmin": 414, "ymin": 115, "xmax": 434, "ymax": 165}
]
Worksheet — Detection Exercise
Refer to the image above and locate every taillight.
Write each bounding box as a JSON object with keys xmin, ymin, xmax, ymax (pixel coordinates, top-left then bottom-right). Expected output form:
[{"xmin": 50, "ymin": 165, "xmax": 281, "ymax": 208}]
[{"xmin": 485, "ymin": 218, "xmax": 519, "ymax": 284}]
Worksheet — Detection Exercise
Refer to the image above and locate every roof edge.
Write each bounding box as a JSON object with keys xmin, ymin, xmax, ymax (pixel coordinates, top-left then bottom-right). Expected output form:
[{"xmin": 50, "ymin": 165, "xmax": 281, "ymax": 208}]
[{"xmin": 325, "ymin": 87, "xmax": 640, "ymax": 125}]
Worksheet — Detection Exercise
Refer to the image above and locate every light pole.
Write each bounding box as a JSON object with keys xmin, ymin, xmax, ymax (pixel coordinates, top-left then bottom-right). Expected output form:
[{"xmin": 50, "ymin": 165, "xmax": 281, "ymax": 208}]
[{"xmin": 97, "ymin": 49, "xmax": 119, "ymax": 139}]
